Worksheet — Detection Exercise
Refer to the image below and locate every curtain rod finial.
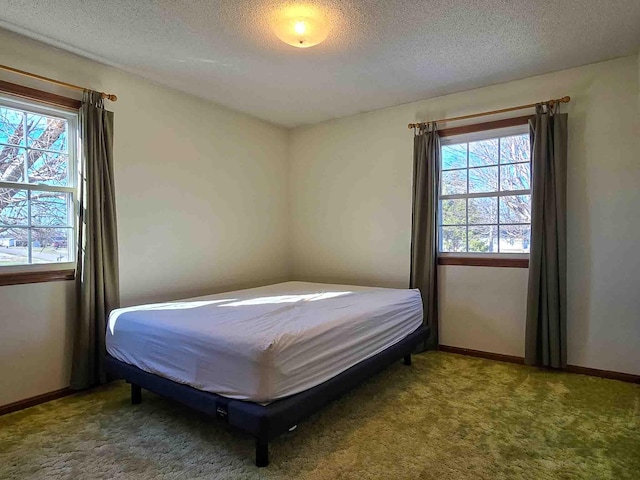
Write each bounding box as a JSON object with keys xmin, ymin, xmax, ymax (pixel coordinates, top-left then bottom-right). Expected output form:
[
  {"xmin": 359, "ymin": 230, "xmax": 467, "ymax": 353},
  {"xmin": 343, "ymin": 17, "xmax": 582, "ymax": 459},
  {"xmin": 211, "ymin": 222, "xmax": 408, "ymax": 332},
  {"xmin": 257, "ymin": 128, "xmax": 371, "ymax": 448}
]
[
  {"xmin": 560, "ymin": 96, "xmax": 571, "ymax": 103},
  {"xmin": 102, "ymin": 93, "xmax": 118, "ymax": 102}
]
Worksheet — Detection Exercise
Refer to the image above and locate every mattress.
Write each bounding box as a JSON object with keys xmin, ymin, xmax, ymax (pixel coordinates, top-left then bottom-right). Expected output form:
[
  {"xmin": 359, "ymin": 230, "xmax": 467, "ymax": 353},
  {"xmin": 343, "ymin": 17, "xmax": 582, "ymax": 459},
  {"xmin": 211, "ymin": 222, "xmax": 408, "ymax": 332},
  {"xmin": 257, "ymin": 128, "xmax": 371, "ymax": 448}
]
[{"xmin": 106, "ymin": 281, "xmax": 423, "ymax": 402}]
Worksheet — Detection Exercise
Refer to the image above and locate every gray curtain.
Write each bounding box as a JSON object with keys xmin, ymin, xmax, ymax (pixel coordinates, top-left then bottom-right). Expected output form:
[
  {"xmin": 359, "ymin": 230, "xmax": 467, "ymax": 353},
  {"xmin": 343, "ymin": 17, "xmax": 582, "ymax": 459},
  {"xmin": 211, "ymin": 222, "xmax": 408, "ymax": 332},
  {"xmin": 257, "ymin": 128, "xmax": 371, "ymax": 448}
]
[
  {"xmin": 410, "ymin": 123, "xmax": 440, "ymax": 350},
  {"xmin": 70, "ymin": 91, "xmax": 120, "ymax": 389},
  {"xmin": 525, "ymin": 104, "xmax": 568, "ymax": 368}
]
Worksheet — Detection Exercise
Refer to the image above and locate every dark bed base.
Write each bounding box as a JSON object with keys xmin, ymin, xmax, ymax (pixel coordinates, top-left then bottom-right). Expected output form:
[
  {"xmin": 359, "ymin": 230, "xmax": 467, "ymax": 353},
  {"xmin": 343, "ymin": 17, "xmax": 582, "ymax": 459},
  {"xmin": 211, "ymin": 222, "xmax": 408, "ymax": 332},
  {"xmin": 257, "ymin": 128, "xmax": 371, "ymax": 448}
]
[{"xmin": 105, "ymin": 325, "xmax": 428, "ymax": 467}]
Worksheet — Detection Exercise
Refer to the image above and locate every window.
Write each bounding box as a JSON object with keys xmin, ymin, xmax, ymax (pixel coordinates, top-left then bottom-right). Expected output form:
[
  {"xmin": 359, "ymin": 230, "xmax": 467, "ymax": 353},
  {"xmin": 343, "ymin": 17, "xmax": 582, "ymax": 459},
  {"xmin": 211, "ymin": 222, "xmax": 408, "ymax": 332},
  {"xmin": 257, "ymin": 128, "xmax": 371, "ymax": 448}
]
[
  {"xmin": 439, "ymin": 126, "xmax": 531, "ymax": 255},
  {"xmin": 0, "ymin": 95, "xmax": 77, "ymax": 268}
]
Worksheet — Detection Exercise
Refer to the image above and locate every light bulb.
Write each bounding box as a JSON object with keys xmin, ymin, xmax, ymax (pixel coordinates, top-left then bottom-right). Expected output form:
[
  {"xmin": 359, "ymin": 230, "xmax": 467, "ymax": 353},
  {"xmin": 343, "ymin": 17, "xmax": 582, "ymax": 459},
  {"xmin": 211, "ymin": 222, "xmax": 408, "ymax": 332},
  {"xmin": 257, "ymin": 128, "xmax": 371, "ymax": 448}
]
[{"xmin": 294, "ymin": 20, "xmax": 306, "ymax": 35}]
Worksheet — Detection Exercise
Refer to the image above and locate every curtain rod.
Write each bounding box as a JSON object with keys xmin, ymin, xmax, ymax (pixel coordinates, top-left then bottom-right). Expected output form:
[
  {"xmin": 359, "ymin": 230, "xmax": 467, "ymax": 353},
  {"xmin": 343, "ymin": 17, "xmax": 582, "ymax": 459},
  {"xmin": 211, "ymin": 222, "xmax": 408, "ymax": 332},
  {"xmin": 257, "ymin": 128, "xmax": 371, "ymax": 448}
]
[
  {"xmin": 407, "ymin": 96, "xmax": 570, "ymax": 129},
  {"xmin": 0, "ymin": 63, "xmax": 118, "ymax": 102}
]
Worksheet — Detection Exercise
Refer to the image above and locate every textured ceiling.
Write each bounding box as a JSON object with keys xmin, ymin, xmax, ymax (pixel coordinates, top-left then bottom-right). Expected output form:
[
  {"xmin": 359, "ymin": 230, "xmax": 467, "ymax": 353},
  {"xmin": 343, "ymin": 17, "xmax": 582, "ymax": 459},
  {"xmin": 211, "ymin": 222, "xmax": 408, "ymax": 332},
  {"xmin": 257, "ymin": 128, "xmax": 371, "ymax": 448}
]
[{"xmin": 0, "ymin": 0, "xmax": 639, "ymax": 127}]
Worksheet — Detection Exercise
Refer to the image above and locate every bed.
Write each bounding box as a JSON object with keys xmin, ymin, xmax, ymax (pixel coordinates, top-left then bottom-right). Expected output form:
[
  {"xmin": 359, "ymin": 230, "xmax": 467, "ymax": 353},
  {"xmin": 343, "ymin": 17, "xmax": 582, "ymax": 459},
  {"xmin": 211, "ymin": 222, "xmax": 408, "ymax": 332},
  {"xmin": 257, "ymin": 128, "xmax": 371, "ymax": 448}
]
[{"xmin": 105, "ymin": 281, "xmax": 428, "ymax": 466}]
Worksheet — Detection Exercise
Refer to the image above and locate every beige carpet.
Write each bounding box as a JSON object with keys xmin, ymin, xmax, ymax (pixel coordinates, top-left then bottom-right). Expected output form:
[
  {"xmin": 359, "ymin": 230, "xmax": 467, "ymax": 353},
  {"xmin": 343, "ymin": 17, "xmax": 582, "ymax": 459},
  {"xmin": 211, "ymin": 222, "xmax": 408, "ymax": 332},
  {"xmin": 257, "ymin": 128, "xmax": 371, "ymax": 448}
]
[{"xmin": 1, "ymin": 352, "xmax": 639, "ymax": 479}]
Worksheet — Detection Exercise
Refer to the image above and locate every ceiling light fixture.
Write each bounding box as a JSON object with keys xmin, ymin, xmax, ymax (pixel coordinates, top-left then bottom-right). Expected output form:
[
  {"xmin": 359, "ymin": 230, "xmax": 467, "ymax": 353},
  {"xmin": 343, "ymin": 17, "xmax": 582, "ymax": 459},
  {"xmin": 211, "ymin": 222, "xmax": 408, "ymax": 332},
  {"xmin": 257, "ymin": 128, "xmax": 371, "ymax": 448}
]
[{"xmin": 274, "ymin": 15, "xmax": 328, "ymax": 48}]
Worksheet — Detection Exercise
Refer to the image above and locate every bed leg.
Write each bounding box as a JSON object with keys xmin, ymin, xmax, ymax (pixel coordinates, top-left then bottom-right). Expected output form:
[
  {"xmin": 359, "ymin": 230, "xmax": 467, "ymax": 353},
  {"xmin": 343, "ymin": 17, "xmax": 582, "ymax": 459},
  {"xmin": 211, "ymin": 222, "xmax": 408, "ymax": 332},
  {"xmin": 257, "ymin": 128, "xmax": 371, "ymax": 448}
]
[
  {"xmin": 403, "ymin": 354, "xmax": 412, "ymax": 366},
  {"xmin": 255, "ymin": 436, "xmax": 269, "ymax": 467},
  {"xmin": 131, "ymin": 384, "xmax": 142, "ymax": 405}
]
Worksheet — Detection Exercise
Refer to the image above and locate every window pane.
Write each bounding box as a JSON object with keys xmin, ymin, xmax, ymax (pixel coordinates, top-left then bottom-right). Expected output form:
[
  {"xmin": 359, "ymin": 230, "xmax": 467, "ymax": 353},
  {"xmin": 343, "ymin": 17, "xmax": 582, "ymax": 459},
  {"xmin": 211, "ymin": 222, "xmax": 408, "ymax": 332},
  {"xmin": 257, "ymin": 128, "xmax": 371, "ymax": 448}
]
[
  {"xmin": 499, "ymin": 195, "xmax": 531, "ymax": 224},
  {"xmin": 0, "ymin": 146, "xmax": 26, "ymax": 183},
  {"xmin": 469, "ymin": 166, "xmax": 498, "ymax": 193},
  {"xmin": 442, "ymin": 144, "xmax": 466, "ymax": 170},
  {"xmin": 499, "ymin": 225, "xmax": 531, "ymax": 253},
  {"xmin": 468, "ymin": 196, "xmax": 497, "ymax": 224},
  {"xmin": 28, "ymin": 150, "xmax": 70, "ymax": 186},
  {"xmin": 31, "ymin": 228, "xmax": 72, "ymax": 263},
  {"xmin": 441, "ymin": 169, "xmax": 467, "ymax": 195},
  {"xmin": 0, "ymin": 227, "xmax": 29, "ymax": 265},
  {"xmin": 469, "ymin": 225, "xmax": 498, "ymax": 253},
  {"xmin": 441, "ymin": 199, "xmax": 466, "ymax": 225},
  {"xmin": 31, "ymin": 191, "xmax": 72, "ymax": 227},
  {"xmin": 1, "ymin": 101, "xmax": 76, "ymax": 267},
  {"xmin": 0, "ymin": 188, "xmax": 28, "ymax": 225},
  {"xmin": 441, "ymin": 226, "xmax": 467, "ymax": 252},
  {"xmin": 438, "ymin": 130, "xmax": 532, "ymax": 255},
  {"xmin": 27, "ymin": 114, "xmax": 68, "ymax": 152},
  {"xmin": 500, "ymin": 163, "xmax": 530, "ymax": 191},
  {"xmin": 500, "ymin": 134, "xmax": 530, "ymax": 164},
  {"xmin": 469, "ymin": 138, "xmax": 498, "ymax": 167},
  {"xmin": 0, "ymin": 107, "xmax": 25, "ymax": 146}
]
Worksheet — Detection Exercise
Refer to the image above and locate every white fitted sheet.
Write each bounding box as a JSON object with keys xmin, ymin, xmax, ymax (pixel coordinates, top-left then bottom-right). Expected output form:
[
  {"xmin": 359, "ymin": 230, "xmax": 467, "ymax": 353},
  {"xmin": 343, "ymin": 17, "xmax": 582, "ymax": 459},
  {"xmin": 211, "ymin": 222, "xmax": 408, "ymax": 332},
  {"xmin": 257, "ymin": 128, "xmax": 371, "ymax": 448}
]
[{"xmin": 106, "ymin": 281, "xmax": 423, "ymax": 402}]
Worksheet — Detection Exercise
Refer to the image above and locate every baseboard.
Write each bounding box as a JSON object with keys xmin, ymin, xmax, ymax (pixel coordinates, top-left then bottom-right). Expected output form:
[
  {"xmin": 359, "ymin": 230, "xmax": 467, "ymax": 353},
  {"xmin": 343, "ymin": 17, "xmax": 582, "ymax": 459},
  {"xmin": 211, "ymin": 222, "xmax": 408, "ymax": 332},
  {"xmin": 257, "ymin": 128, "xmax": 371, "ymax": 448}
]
[
  {"xmin": 563, "ymin": 364, "xmax": 640, "ymax": 384},
  {"xmin": 438, "ymin": 345, "xmax": 640, "ymax": 384},
  {"xmin": 438, "ymin": 345, "xmax": 525, "ymax": 365},
  {"xmin": 0, "ymin": 387, "xmax": 74, "ymax": 417}
]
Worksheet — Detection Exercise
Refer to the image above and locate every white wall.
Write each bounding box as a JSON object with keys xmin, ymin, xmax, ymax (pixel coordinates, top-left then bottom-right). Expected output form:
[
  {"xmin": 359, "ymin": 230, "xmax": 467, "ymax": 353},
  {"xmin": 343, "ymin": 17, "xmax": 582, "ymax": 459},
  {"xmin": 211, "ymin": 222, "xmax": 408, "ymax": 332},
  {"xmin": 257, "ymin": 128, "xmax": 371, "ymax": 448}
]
[
  {"xmin": 290, "ymin": 55, "xmax": 640, "ymax": 375},
  {"xmin": 0, "ymin": 29, "xmax": 290, "ymax": 406},
  {"xmin": 0, "ymin": 282, "xmax": 74, "ymax": 404},
  {"xmin": 439, "ymin": 267, "xmax": 528, "ymax": 357}
]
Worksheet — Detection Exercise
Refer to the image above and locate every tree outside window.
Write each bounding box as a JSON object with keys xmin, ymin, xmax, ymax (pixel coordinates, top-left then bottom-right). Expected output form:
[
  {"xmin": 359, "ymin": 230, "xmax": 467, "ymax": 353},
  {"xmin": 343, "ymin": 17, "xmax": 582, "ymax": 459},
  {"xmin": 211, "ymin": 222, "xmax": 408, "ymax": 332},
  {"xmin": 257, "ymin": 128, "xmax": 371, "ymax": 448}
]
[
  {"xmin": 439, "ymin": 129, "xmax": 531, "ymax": 254},
  {"xmin": 0, "ymin": 99, "xmax": 76, "ymax": 267}
]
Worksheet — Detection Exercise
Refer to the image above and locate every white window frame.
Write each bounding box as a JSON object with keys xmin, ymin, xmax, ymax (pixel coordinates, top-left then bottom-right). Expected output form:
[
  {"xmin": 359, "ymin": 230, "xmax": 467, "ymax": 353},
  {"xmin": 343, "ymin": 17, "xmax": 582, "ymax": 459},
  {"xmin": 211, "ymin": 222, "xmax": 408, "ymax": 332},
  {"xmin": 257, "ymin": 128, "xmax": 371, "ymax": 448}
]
[
  {"xmin": 439, "ymin": 124, "xmax": 531, "ymax": 258},
  {"xmin": 0, "ymin": 94, "xmax": 78, "ymax": 273}
]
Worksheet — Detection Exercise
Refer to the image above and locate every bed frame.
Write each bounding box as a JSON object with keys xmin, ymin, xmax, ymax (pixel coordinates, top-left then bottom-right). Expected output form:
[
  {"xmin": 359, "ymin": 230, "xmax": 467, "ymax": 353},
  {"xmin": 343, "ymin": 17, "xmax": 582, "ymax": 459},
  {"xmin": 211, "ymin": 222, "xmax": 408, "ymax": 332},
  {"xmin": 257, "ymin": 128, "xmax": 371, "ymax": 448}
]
[{"xmin": 105, "ymin": 324, "xmax": 428, "ymax": 467}]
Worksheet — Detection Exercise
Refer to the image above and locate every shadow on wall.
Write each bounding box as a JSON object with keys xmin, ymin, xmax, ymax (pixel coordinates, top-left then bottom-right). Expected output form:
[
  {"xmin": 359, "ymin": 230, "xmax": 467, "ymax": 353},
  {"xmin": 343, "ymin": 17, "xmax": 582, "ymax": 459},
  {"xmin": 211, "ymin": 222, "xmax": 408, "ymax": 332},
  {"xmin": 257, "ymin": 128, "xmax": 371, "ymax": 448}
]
[{"xmin": 564, "ymin": 106, "xmax": 592, "ymax": 367}]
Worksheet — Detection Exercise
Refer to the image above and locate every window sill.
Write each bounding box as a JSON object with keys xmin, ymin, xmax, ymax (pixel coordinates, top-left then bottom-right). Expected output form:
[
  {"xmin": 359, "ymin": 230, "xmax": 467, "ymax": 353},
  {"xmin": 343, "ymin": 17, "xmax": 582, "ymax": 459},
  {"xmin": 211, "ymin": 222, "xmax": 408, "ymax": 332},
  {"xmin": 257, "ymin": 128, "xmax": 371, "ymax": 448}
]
[
  {"xmin": 438, "ymin": 256, "xmax": 529, "ymax": 268},
  {"xmin": 0, "ymin": 269, "xmax": 75, "ymax": 287}
]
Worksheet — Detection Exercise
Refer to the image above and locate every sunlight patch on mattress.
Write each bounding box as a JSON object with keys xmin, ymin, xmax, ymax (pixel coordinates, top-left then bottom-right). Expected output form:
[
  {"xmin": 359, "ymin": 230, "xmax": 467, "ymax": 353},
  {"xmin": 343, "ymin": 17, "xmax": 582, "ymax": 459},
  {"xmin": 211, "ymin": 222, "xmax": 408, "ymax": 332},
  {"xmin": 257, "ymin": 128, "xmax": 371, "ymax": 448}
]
[
  {"xmin": 220, "ymin": 291, "xmax": 352, "ymax": 307},
  {"xmin": 108, "ymin": 299, "xmax": 236, "ymax": 334}
]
